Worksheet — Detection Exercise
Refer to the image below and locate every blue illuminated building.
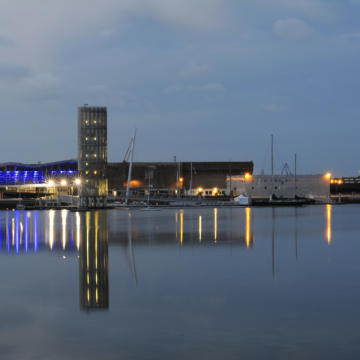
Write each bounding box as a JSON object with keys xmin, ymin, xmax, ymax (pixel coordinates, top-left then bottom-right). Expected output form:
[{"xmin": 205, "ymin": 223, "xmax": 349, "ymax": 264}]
[{"xmin": 0, "ymin": 160, "xmax": 78, "ymax": 185}]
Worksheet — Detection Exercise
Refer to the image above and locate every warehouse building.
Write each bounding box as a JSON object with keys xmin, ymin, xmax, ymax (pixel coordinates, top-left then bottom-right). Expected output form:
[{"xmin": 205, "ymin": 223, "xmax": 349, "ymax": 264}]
[
  {"xmin": 107, "ymin": 161, "xmax": 254, "ymax": 197},
  {"xmin": 228, "ymin": 173, "xmax": 331, "ymax": 200}
]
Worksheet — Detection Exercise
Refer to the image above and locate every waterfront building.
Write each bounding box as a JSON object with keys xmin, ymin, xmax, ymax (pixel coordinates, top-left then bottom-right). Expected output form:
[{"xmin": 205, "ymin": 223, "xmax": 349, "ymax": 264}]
[
  {"xmin": 228, "ymin": 174, "xmax": 330, "ymax": 200},
  {"xmin": 78, "ymin": 106, "xmax": 108, "ymax": 208},
  {"xmin": 0, "ymin": 160, "xmax": 78, "ymax": 185},
  {"xmin": 107, "ymin": 161, "xmax": 253, "ymax": 197}
]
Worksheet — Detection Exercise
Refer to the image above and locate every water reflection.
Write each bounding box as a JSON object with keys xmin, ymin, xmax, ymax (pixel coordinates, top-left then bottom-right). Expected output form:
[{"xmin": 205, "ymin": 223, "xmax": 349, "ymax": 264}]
[
  {"xmin": 49, "ymin": 210, "xmax": 55, "ymax": 250},
  {"xmin": 214, "ymin": 208, "xmax": 218, "ymax": 242},
  {"xmin": 79, "ymin": 211, "xmax": 109, "ymax": 311},
  {"xmin": 245, "ymin": 207, "xmax": 251, "ymax": 248},
  {"xmin": 0, "ymin": 206, "xmax": 338, "ymax": 312},
  {"xmin": 198, "ymin": 215, "xmax": 202, "ymax": 242},
  {"xmin": 326, "ymin": 204, "xmax": 332, "ymax": 245},
  {"xmin": 272, "ymin": 207, "xmax": 276, "ymax": 279},
  {"xmin": 180, "ymin": 210, "xmax": 184, "ymax": 245}
]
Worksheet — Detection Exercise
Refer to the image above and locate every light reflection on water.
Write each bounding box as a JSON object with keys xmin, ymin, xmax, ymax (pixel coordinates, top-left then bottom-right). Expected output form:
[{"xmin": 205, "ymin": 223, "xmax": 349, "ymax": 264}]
[
  {"xmin": 327, "ymin": 204, "xmax": 332, "ymax": 244},
  {"xmin": 0, "ymin": 205, "xmax": 359, "ymax": 359},
  {"xmin": 0, "ymin": 206, "xmax": 334, "ymax": 262}
]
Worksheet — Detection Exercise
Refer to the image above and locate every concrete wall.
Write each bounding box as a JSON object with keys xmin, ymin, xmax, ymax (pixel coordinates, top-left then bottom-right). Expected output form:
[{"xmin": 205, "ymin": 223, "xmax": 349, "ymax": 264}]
[{"xmin": 228, "ymin": 174, "xmax": 330, "ymax": 199}]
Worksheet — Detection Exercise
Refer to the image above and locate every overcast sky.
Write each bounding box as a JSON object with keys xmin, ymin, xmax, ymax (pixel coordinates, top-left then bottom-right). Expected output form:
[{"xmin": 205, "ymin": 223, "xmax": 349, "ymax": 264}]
[{"xmin": 0, "ymin": 0, "xmax": 359, "ymax": 175}]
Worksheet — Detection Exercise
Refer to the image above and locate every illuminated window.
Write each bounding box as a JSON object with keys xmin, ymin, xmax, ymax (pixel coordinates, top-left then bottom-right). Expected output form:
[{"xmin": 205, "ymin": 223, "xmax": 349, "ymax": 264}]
[
  {"xmin": 85, "ymin": 171, "xmax": 89, "ymax": 175},
  {"xmin": 93, "ymin": 170, "xmax": 97, "ymax": 175},
  {"xmin": 93, "ymin": 120, "xmax": 97, "ymax": 124},
  {"xmin": 85, "ymin": 154, "xmax": 89, "ymax": 158},
  {"xmin": 85, "ymin": 162, "xmax": 88, "ymax": 166},
  {"xmin": 85, "ymin": 120, "xmax": 89, "ymax": 125},
  {"xmin": 93, "ymin": 137, "xmax": 97, "ymax": 141},
  {"xmin": 93, "ymin": 154, "xmax": 97, "ymax": 158},
  {"xmin": 85, "ymin": 137, "xmax": 89, "ymax": 141}
]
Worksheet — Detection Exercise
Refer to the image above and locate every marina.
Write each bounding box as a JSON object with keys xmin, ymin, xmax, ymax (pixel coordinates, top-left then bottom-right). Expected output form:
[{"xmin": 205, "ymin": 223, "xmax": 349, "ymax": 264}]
[{"xmin": 0, "ymin": 1, "xmax": 359, "ymax": 357}]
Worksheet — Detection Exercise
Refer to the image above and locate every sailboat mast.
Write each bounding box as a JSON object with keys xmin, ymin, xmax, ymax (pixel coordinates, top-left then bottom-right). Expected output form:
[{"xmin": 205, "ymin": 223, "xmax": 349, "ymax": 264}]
[
  {"xmin": 125, "ymin": 129, "xmax": 137, "ymax": 204},
  {"xmin": 189, "ymin": 162, "xmax": 193, "ymax": 197},
  {"xmin": 294, "ymin": 152, "xmax": 297, "ymax": 198},
  {"xmin": 271, "ymin": 134, "xmax": 274, "ymax": 177}
]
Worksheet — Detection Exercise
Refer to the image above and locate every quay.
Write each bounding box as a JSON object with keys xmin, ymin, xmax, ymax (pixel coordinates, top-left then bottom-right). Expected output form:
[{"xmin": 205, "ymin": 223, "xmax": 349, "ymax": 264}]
[{"xmin": 1, "ymin": 194, "xmax": 358, "ymax": 211}]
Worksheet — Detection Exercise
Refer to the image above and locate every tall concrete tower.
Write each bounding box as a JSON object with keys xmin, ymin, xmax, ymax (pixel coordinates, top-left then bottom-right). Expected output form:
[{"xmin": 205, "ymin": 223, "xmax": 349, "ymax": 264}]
[{"xmin": 78, "ymin": 106, "xmax": 108, "ymax": 208}]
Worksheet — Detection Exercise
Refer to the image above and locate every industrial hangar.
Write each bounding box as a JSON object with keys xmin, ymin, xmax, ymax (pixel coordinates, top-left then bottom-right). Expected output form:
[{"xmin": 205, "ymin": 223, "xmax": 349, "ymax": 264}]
[
  {"xmin": 108, "ymin": 161, "xmax": 254, "ymax": 197},
  {"xmin": 0, "ymin": 160, "xmax": 254, "ymax": 198}
]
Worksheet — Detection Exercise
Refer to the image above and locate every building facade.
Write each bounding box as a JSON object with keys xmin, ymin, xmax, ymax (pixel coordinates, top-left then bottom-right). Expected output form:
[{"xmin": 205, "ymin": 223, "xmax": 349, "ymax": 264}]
[
  {"xmin": 107, "ymin": 161, "xmax": 254, "ymax": 196},
  {"xmin": 78, "ymin": 106, "xmax": 108, "ymax": 208},
  {"xmin": 228, "ymin": 174, "xmax": 330, "ymax": 200}
]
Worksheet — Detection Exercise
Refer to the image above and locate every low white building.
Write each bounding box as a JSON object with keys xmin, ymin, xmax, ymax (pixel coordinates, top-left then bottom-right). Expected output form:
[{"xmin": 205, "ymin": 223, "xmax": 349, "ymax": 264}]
[{"xmin": 227, "ymin": 174, "xmax": 330, "ymax": 200}]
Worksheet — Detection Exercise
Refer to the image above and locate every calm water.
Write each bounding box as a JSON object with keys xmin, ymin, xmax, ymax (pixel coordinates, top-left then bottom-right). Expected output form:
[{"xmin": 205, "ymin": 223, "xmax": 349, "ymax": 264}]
[{"xmin": 0, "ymin": 205, "xmax": 360, "ymax": 359}]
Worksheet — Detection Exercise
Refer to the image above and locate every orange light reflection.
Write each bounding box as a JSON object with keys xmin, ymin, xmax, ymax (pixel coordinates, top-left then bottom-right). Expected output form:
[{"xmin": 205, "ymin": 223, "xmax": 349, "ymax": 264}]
[
  {"xmin": 246, "ymin": 207, "xmax": 251, "ymax": 248},
  {"xmin": 326, "ymin": 204, "xmax": 332, "ymax": 245}
]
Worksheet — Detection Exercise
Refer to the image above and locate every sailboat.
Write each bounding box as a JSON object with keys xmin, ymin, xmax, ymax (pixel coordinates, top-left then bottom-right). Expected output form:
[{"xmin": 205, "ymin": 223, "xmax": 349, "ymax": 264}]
[{"xmin": 140, "ymin": 170, "xmax": 160, "ymax": 211}]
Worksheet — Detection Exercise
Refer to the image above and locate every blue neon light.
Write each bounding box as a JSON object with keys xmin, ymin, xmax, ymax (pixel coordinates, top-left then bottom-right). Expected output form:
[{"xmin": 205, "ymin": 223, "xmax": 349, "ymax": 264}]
[
  {"xmin": 24, "ymin": 214, "xmax": 29, "ymax": 254},
  {"xmin": 50, "ymin": 170, "xmax": 78, "ymax": 176},
  {"xmin": 0, "ymin": 171, "xmax": 45, "ymax": 185},
  {"xmin": 34, "ymin": 212, "xmax": 38, "ymax": 253},
  {"xmin": 15, "ymin": 211, "xmax": 19, "ymax": 255}
]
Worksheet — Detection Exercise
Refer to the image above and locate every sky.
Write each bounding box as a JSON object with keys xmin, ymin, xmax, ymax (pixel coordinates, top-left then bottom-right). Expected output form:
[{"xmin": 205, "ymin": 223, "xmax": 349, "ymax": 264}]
[{"xmin": 0, "ymin": 0, "xmax": 359, "ymax": 175}]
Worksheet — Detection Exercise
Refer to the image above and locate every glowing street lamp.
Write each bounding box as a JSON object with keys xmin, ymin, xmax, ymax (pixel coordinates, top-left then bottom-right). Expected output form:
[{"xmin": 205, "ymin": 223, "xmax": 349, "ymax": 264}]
[
  {"xmin": 75, "ymin": 178, "xmax": 81, "ymax": 186},
  {"xmin": 47, "ymin": 180, "xmax": 55, "ymax": 187},
  {"xmin": 60, "ymin": 179, "xmax": 68, "ymax": 187}
]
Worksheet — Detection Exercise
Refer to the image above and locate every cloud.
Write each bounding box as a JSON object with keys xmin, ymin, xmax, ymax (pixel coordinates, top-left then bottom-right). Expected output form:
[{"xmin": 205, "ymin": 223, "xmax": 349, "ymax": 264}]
[
  {"xmin": 164, "ymin": 82, "xmax": 225, "ymax": 94},
  {"xmin": 195, "ymin": 83, "xmax": 225, "ymax": 91},
  {"xmin": 338, "ymin": 32, "xmax": 360, "ymax": 40},
  {"xmin": 0, "ymin": 70, "xmax": 63, "ymax": 103},
  {"xmin": 0, "ymin": 0, "xmax": 223, "ymax": 68},
  {"xmin": 274, "ymin": 18, "xmax": 314, "ymax": 40},
  {"xmin": 273, "ymin": 0, "xmax": 334, "ymax": 21},
  {"xmin": 0, "ymin": 64, "xmax": 30, "ymax": 79},
  {"xmin": 264, "ymin": 104, "xmax": 283, "ymax": 113},
  {"xmin": 164, "ymin": 85, "xmax": 184, "ymax": 95},
  {"xmin": 179, "ymin": 63, "xmax": 212, "ymax": 78},
  {"xmin": 0, "ymin": 34, "xmax": 12, "ymax": 47}
]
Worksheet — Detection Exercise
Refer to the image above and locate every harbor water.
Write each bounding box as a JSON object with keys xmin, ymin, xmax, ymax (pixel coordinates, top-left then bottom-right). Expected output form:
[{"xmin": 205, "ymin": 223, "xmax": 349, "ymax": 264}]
[{"xmin": 0, "ymin": 205, "xmax": 359, "ymax": 359}]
